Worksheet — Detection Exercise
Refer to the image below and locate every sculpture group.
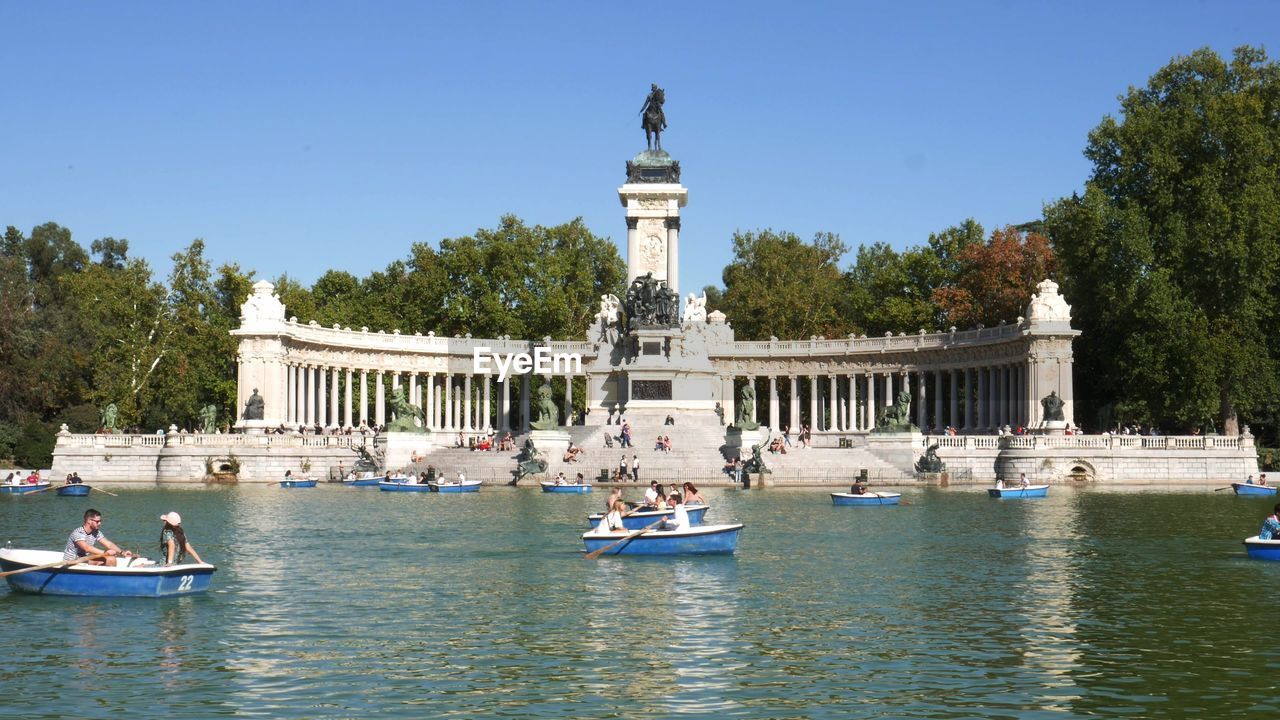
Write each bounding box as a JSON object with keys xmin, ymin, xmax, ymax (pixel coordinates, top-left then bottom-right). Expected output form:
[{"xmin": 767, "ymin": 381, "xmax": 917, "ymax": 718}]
[{"xmin": 623, "ymin": 272, "xmax": 680, "ymax": 329}]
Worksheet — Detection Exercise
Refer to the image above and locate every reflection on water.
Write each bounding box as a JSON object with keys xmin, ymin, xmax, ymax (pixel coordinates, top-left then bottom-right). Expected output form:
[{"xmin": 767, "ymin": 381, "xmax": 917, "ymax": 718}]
[{"xmin": 1, "ymin": 485, "xmax": 1278, "ymax": 718}]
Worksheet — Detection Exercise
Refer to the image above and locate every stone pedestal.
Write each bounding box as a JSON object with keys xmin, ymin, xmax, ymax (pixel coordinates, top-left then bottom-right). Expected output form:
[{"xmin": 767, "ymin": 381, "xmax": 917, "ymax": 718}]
[
  {"xmin": 865, "ymin": 431, "xmax": 923, "ymax": 475},
  {"xmin": 381, "ymin": 431, "xmax": 434, "ymax": 472},
  {"xmin": 235, "ymin": 420, "xmax": 275, "ymax": 435},
  {"xmin": 529, "ymin": 429, "xmax": 572, "ymax": 459},
  {"xmin": 725, "ymin": 426, "xmax": 770, "ymax": 451},
  {"xmin": 1041, "ymin": 421, "xmax": 1068, "ymax": 436}
]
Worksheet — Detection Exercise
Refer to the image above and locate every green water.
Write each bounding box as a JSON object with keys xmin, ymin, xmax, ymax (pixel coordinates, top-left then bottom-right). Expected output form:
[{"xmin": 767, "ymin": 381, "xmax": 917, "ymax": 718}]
[{"xmin": 2, "ymin": 485, "xmax": 1277, "ymax": 719}]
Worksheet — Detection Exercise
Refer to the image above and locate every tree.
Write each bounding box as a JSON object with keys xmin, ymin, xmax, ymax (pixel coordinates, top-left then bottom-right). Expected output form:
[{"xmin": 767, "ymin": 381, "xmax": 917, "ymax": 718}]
[
  {"xmin": 719, "ymin": 229, "xmax": 849, "ymax": 340},
  {"xmin": 1045, "ymin": 46, "xmax": 1280, "ymax": 432},
  {"xmin": 932, "ymin": 226, "xmax": 1057, "ymax": 329}
]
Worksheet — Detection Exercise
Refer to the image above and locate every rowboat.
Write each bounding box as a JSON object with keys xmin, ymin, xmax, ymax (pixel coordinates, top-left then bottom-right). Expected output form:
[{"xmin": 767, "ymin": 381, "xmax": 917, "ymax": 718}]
[
  {"xmin": 1243, "ymin": 535, "xmax": 1280, "ymax": 561},
  {"xmin": 1232, "ymin": 483, "xmax": 1277, "ymax": 496},
  {"xmin": 0, "ymin": 548, "xmax": 215, "ymax": 597},
  {"xmin": 586, "ymin": 505, "xmax": 709, "ymax": 530},
  {"xmin": 540, "ymin": 481, "xmax": 592, "ymax": 493},
  {"xmin": 279, "ymin": 478, "xmax": 317, "ymax": 488},
  {"xmin": 988, "ymin": 485, "xmax": 1049, "ymax": 498},
  {"xmin": 0, "ymin": 482, "xmax": 51, "ymax": 495},
  {"xmin": 378, "ymin": 479, "xmax": 432, "ymax": 492},
  {"xmin": 831, "ymin": 491, "xmax": 901, "ymax": 506},
  {"xmin": 430, "ymin": 479, "xmax": 482, "ymax": 493},
  {"xmin": 55, "ymin": 484, "xmax": 91, "ymax": 497},
  {"xmin": 581, "ymin": 523, "xmax": 743, "ymax": 556},
  {"xmin": 343, "ymin": 472, "xmax": 384, "ymax": 487}
]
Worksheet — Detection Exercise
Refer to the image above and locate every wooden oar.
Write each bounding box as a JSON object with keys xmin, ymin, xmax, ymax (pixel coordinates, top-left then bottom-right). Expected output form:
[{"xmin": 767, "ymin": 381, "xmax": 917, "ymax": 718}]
[
  {"xmin": 584, "ymin": 520, "xmax": 664, "ymax": 560},
  {"xmin": 0, "ymin": 552, "xmax": 106, "ymax": 579},
  {"xmin": 88, "ymin": 485, "xmax": 119, "ymax": 497},
  {"xmin": 1213, "ymin": 485, "xmax": 1235, "ymax": 492},
  {"xmin": 23, "ymin": 484, "xmax": 56, "ymax": 495}
]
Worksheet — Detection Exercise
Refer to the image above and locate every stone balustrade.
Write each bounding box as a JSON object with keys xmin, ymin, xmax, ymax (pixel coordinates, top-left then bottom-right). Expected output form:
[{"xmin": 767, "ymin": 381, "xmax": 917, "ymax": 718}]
[
  {"xmin": 925, "ymin": 434, "xmax": 1249, "ymax": 451},
  {"xmin": 58, "ymin": 433, "xmax": 373, "ymax": 450},
  {"xmin": 719, "ymin": 323, "xmax": 1025, "ymax": 357}
]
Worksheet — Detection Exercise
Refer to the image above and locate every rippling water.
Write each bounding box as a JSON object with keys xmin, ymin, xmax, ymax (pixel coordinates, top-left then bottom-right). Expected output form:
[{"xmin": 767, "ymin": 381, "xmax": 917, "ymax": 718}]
[{"xmin": 3, "ymin": 484, "xmax": 1278, "ymax": 718}]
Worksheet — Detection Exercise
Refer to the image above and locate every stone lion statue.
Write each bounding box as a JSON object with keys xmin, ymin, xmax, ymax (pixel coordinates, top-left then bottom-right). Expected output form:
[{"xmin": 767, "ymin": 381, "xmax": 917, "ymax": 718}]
[
  {"xmin": 386, "ymin": 387, "xmax": 425, "ymax": 433},
  {"xmin": 529, "ymin": 384, "xmax": 560, "ymax": 430}
]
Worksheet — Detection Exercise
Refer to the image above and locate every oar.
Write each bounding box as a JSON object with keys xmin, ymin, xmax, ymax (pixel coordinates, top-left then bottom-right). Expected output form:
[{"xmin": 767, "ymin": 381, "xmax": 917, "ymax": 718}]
[
  {"xmin": 1214, "ymin": 485, "xmax": 1235, "ymax": 492},
  {"xmin": 88, "ymin": 485, "xmax": 119, "ymax": 497},
  {"xmin": 23, "ymin": 484, "xmax": 56, "ymax": 495},
  {"xmin": 585, "ymin": 520, "xmax": 664, "ymax": 560},
  {"xmin": 0, "ymin": 552, "xmax": 106, "ymax": 579}
]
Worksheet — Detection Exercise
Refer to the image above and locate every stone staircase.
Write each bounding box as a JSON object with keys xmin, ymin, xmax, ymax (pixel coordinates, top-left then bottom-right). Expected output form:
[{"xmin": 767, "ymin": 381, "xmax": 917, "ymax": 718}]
[{"xmin": 761, "ymin": 443, "xmax": 911, "ymax": 485}]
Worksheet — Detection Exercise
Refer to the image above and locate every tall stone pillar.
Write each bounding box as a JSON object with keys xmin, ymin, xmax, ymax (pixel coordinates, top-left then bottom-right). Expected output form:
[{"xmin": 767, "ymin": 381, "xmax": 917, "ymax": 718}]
[
  {"xmin": 375, "ymin": 371, "xmax": 386, "ymax": 428},
  {"xmin": 483, "ymin": 375, "xmax": 492, "ymax": 431},
  {"xmin": 317, "ymin": 366, "xmax": 327, "ymax": 427},
  {"xmin": 464, "ymin": 374, "xmax": 474, "ymax": 431},
  {"xmin": 808, "ymin": 375, "xmax": 818, "ymax": 431},
  {"xmin": 563, "ymin": 375, "xmax": 573, "ymax": 425},
  {"xmin": 666, "ymin": 217, "xmax": 680, "ymax": 299},
  {"xmin": 444, "ymin": 373, "xmax": 453, "ymax": 431},
  {"xmin": 626, "ymin": 217, "xmax": 640, "ymax": 279},
  {"xmin": 769, "ymin": 376, "xmax": 779, "ymax": 430},
  {"xmin": 977, "ymin": 367, "xmax": 987, "ymax": 431},
  {"xmin": 425, "ymin": 373, "xmax": 436, "ymax": 430},
  {"xmin": 864, "ymin": 373, "xmax": 873, "ymax": 431},
  {"xmin": 789, "ymin": 375, "xmax": 800, "ymax": 432},
  {"xmin": 330, "ymin": 368, "xmax": 339, "ymax": 428},
  {"xmin": 846, "ymin": 375, "xmax": 855, "ymax": 430},
  {"xmin": 934, "ymin": 370, "xmax": 944, "ymax": 433},
  {"xmin": 828, "ymin": 376, "xmax": 838, "ymax": 432},
  {"xmin": 962, "ymin": 368, "xmax": 972, "ymax": 432},
  {"xmin": 619, "ymin": 166, "xmax": 687, "ymax": 285},
  {"xmin": 359, "ymin": 370, "xmax": 368, "ymax": 426},
  {"xmin": 520, "ymin": 373, "xmax": 530, "ymax": 433},
  {"xmin": 916, "ymin": 371, "xmax": 927, "ymax": 430},
  {"xmin": 500, "ymin": 378, "xmax": 511, "ymax": 432},
  {"xmin": 949, "ymin": 369, "xmax": 958, "ymax": 432},
  {"xmin": 344, "ymin": 369, "xmax": 353, "ymax": 429}
]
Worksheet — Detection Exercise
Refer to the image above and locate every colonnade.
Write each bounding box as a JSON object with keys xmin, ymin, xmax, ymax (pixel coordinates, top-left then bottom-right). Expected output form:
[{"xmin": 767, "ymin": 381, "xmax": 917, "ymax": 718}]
[
  {"xmin": 278, "ymin": 363, "xmax": 580, "ymax": 433},
  {"xmin": 734, "ymin": 363, "xmax": 1035, "ymax": 434}
]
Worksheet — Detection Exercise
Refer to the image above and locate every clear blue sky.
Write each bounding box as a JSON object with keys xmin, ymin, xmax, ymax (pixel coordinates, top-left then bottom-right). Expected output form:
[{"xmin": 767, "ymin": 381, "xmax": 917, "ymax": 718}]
[{"xmin": 3, "ymin": 2, "xmax": 1277, "ymax": 299}]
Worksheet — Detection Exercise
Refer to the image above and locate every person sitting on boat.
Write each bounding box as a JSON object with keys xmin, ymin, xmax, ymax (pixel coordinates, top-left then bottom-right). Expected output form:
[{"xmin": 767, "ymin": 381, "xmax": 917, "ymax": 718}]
[
  {"xmin": 995, "ymin": 477, "xmax": 1005, "ymax": 490},
  {"xmin": 554, "ymin": 472, "xmax": 567, "ymax": 485},
  {"xmin": 1246, "ymin": 474, "xmax": 1256, "ymax": 485},
  {"xmin": 642, "ymin": 480, "xmax": 659, "ymax": 507},
  {"xmin": 1259, "ymin": 504, "xmax": 1280, "ymax": 540},
  {"xmin": 284, "ymin": 470, "xmax": 294, "ymax": 482},
  {"xmin": 1019, "ymin": 473, "xmax": 1029, "ymax": 489},
  {"xmin": 1260, "ymin": 474, "xmax": 1268, "ymax": 486},
  {"xmin": 575, "ymin": 472, "xmax": 586, "ymax": 485},
  {"xmin": 456, "ymin": 471, "xmax": 466, "ymax": 484},
  {"xmin": 25, "ymin": 471, "xmax": 40, "ymax": 484},
  {"xmin": 682, "ymin": 482, "xmax": 706, "ymax": 505},
  {"xmin": 159, "ymin": 511, "xmax": 203, "ymax": 566},
  {"xmin": 418, "ymin": 472, "xmax": 429, "ymax": 484},
  {"xmin": 660, "ymin": 493, "xmax": 689, "ymax": 531},
  {"xmin": 70, "ymin": 472, "xmax": 83, "ymax": 484},
  {"xmin": 850, "ymin": 482, "xmax": 867, "ymax": 495},
  {"xmin": 64, "ymin": 508, "xmax": 132, "ymax": 566}
]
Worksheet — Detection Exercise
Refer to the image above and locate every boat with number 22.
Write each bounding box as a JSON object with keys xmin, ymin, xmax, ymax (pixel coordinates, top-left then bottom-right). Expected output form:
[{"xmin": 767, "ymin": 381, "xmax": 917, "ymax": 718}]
[{"xmin": 0, "ymin": 548, "xmax": 216, "ymax": 597}]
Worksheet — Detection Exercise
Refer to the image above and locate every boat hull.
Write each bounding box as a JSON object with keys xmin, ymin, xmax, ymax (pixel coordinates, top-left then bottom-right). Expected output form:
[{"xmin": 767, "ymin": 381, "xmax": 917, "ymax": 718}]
[
  {"xmin": 831, "ymin": 492, "xmax": 901, "ymax": 506},
  {"xmin": 587, "ymin": 505, "xmax": 709, "ymax": 530},
  {"xmin": 988, "ymin": 485, "xmax": 1049, "ymax": 498},
  {"xmin": 378, "ymin": 481, "xmax": 432, "ymax": 492},
  {"xmin": 56, "ymin": 485, "xmax": 91, "ymax": 497},
  {"xmin": 582, "ymin": 523, "xmax": 743, "ymax": 556},
  {"xmin": 0, "ymin": 549, "xmax": 215, "ymax": 597},
  {"xmin": 1233, "ymin": 483, "xmax": 1277, "ymax": 496},
  {"xmin": 540, "ymin": 482, "xmax": 592, "ymax": 493},
  {"xmin": 344, "ymin": 477, "xmax": 382, "ymax": 487},
  {"xmin": 430, "ymin": 481, "xmax": 481, "ymax": 493},
  {"xmin": 279, "ymin": 480, "xmax": 317, "ymax": 488},
  {"xmin": 1244, "ymin": 536, "xmax": 1280, "ymax": 561},
  {"xmin": 0, "ymin": 483, "xmax": 50, "ymax": 495}
]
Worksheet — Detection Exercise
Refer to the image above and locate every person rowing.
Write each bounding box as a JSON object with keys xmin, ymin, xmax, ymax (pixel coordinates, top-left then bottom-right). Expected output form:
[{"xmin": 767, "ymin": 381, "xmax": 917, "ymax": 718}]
[
  {"xmin": 659, "ymin": 493, "xmax": 689, "ymax": 531},
  {"xmin": 64, "ymin": 508, "xmax": 133, "ymax": 566},
  {"xmin": 1259, "ymin": 503, "xmax": 1280, "ymax": 540}
]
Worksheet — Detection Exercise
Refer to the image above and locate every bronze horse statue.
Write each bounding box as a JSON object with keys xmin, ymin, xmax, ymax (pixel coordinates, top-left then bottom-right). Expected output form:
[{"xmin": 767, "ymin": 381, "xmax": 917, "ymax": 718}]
[{"xmin": 640, "ymin": 84, "xmax": 666, "ymax": 151}]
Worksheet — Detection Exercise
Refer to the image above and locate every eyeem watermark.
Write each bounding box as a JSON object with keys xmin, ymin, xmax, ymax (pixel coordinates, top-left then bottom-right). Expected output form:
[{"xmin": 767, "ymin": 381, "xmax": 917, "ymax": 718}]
[{"xmin": 473, "ymin": 346, "xmax": 583, "ymax": 382}]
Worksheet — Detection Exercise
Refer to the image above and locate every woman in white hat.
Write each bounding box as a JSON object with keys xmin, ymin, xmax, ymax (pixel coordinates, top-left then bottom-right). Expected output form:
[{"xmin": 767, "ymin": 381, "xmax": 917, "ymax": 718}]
[{"xmin": 159, "ymin": 511, "xmax": 204, "ymax": 566}]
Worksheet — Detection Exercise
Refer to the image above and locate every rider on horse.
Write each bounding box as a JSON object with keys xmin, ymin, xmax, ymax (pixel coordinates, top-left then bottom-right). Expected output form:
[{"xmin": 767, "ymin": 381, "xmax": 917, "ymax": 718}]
[{"xmin": 641, "ymin": 84, "xmax": 667, "ymax": 151}]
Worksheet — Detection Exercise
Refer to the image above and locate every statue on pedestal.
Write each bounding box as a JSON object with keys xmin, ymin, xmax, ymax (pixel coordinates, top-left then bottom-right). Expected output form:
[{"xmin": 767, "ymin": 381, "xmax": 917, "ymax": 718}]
[
  {"xmin": 199, "ymin": 404, "xmax": 219, "ymax": 434},
  {"xmin": 915, "ymin": 443, "xmax": 946, "ymax": 473},
  {"xmin": 734, "ymin": 384, "xmax": 760, "ymax": 431},
  {"xmin": 513, "ymin": 438, "xmax": 548, "ymax": 484},
  {"xmin": 100, "ymin": 403, "xmax": 119, "ymax": 433},
  {"xmin": 386, "ymin": 387, "xmax": 426, "ymax": 433},
  {"xmin": 529, "ymin": 385, "xmax": 560, "ymax": 431},
  {"xmin": 243, "ymin": 389, "xmax": 265, "ymax": 421},
  {"xmin": 623, "ymin": 273, "xmax": 680, "ymax": 328},
  {"xmin": 640, "ymin": 83, "xmax": 667, "ymax": 152},
  {"xmin": 1041, "ymin": 391, "xmax": 1065, "ymax": 422},
  {"xmin": 873, "ymin": 389, "xmax": 915, "ymax": 433}
]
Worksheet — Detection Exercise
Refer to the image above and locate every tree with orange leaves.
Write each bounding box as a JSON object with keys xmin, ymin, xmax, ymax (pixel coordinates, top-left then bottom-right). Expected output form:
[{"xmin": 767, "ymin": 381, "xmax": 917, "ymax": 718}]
[{"xmin": 931, "ymin": 226, "xmax": 1057, "ymax": 330}]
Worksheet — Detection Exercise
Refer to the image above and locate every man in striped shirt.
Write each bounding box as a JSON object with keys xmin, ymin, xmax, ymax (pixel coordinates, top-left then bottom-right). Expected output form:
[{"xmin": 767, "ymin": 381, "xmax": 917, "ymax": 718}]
[{"xmin": 63, "ymin": 509, "xmax": 132, "ymax": 566}]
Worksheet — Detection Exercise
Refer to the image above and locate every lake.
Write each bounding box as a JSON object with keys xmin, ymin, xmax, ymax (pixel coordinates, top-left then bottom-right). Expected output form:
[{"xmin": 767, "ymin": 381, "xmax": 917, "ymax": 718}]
[{"xmin": 2, "ymin": 484, "xmax": 1277, "ymax": 718}]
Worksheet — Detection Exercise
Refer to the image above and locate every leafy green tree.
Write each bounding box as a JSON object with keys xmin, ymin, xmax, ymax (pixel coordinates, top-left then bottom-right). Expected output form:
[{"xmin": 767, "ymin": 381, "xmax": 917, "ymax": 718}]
[
  {"xmin": 1045, "ymin": 46, "xmax": 1280, "ymax": 432},
  {"xmin": 719, "ymin": 229, "xmax": 850, "ymax": 340}
]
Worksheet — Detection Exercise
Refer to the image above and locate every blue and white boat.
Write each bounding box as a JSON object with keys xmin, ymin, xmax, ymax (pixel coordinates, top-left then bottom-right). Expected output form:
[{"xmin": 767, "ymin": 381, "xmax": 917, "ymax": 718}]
[
  {"xmin": 378, "ymin": 479, "xmax": 432, "ymax": 492},
  {"xmin": 1243, "ymin": 535, "xmax": 1280, "ymax": 561},
  {"xmin": 280, "ymin": 477, "xmax": 317, "ymax": 488},
  {"xmin": 831, "ymin": 491, "xmax": 901, "ymax": 506},
  {"xmin": 430, "ymin": 479, "xmax": 482, "ymax": 493},
  {"xmin": 586, "ymin": 505, "xmax": 709, "ymax": 530},
  {"xmin": 988, "ymin": 484, "xmax": 1049, "ymax": 498},
  {"xmin": 0, "ymin": 548, "xmax": 215, "ymax": 597},
  {"xmin": 0, "ymin": 482, "xmax": 50, "ymax": 495},
  {"xmin": 1232, "ymin": 482, "xmax": 1277, "ymax": 496},
  {"xmin": 540, "ymin": 481, "xmax": 592, "ymax": 493},
  {"xmin": 343, "ymin": 472, "xmax": 385, "ymax": 487},
  {"xmin": 55, "ymin": 484, "xmax": 91, "ymax": 497},
  {"xmin": 581, "ymin": 523, "xmax": 743, "ymax": 556}
]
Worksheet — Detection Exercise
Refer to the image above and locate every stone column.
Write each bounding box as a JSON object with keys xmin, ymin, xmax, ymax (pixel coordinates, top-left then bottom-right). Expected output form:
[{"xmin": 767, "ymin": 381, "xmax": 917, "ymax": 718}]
[
  {"xmin": 977, "ymin": 367, "xmax": 987, "ymax": 431},
  {"xmin": 916, "ymin": 370, "xmax": 927, "ymax": 430},
  {"xmin": 827, "ymin": 375, "xmax": 837, "ymax": 432},
  {"xmin": 359, "ymin": 370, "xmax": 368, "ymax": 426},
  {"xmin": 949, "ymin": 369, "xmax": 958, "ymax": 432},
  {"xmin": 563, "ymin": 375, "xmax": 572, "ymax": 426},
  {"xmin": 864, "ymin": 372, "xmax": 874, "ymax": 431},
  {"xmin": 934, "ymin": 370, "xmax": 944, "ymax": 433},
  {"xmin": 375, "ymin": 371, "xmax": 386, "ymax": 428},
  {"xmin": 330, "ymin": 368, "xmax": 339, "ymax": 428},
  {"xmin": 483, "ymin": 375, "xmax": 492, "ymax": 431},
  {"xmin": 285, "ymin": 364, "xmax": 295, "ymax": 424},
  {"xmin": 317, "ymin": 366, "xmax": 327, "ymax": 427},
  {"xmin": 626, "ymin": 217, "xmax": 639, "ymax": 281},
  {"xmin": 409, "ymin": 373, "xmax": 418, "ymax": 423},
  {"xmin": 846, "ymin": 375, "xmax": 855, "ymax": 430},
  {"xmin": 464, "ymin": 374, "xmax": 473, "ymax": 431},
  {"xmin": 885, "ymin": 372, "xmax": 894, "ymax": 410},
  {"xmin": 666, "ymin": 217, "xmax": 680, "ymax": 299},
  {"xmin": 789, "ymin": 375, "xmax": 800, "ymax": 432},
  {"xmin": 501, "ymin": 378, "xmax": 512, "ymax": 431},
  {"xmin": 444, "ymin": 373, "xmax": 453, "ymax": 431},
  {"xmin": 769, "ymin": 376, "xmax": 779, "ymax": 430},
  {"xmin": 808, "ymin": 375, "xmax": 818, "ymax": 431},
  {"xmin": 344, "ymin": 368, "xmax": 353, "ymax": 429},
  {"xmin": 425, "ymin": 373, "xmax": 436, "ymax": 430},
  {"xmin": 962, "ymin": 368, "xmax": 972, "ymax": 432},
  {"xmin": 520, "ymin": 373, "xmax": 530, "ymax": 433}
]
